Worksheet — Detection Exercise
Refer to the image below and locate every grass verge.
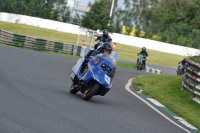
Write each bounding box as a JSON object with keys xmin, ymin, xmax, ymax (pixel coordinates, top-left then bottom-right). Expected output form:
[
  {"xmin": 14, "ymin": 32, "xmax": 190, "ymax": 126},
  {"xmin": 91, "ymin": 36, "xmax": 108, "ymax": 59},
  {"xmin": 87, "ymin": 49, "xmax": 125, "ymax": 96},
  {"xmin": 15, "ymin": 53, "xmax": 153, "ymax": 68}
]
[
  {"xmin": 133, "ymin": 74, "xmax": 200, "ymax": 130},
  {"xmin": 116, "ymin": 61, "xmax": 137, "ymax": 70},
  {"xmin": 0, "ymin": 21, "xmax": 186, "ymax": 67}
]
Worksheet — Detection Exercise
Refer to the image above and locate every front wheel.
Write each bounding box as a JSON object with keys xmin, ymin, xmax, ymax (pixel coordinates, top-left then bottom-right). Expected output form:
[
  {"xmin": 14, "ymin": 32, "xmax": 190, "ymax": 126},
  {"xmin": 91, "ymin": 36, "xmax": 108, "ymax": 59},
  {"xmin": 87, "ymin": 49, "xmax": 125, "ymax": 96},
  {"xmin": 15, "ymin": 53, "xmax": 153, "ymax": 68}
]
[
  {"xmin": 70, "ymin": 82, "xmax": 79, "ymax": 94},
  {"xmin": 82, "ymin": 82, "xmax": 100, "ymax": 101},
  {"xmin": 137, "ymin": 62, "xmax": 142, "ymax": 71}
]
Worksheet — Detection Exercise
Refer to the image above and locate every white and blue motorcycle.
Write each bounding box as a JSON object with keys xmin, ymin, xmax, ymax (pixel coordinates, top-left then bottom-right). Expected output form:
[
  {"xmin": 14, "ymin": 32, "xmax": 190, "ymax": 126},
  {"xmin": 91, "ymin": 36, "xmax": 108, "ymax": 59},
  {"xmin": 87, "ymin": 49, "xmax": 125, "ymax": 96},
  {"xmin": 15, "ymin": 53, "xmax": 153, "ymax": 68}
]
[
  {"xmin": 137, "ymin": 54, "xmax": 146, "ymax": 71},
  {"xmin": 70, "ymin": 47, "xmax": 116, "ymax": 101}
]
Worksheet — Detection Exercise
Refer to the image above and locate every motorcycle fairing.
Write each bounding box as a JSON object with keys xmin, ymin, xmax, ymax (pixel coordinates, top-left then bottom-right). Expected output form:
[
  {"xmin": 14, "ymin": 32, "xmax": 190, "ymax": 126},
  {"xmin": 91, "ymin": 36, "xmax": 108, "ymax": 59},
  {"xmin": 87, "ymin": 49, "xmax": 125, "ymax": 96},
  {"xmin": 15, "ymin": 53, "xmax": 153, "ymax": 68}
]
[
  {"xmin": 81, "ymin": 54, "xmax": 115, "ymax": 96},
  {"xmin": 138, "ymin": 54, "xmax": 145, "ymax": 62}
]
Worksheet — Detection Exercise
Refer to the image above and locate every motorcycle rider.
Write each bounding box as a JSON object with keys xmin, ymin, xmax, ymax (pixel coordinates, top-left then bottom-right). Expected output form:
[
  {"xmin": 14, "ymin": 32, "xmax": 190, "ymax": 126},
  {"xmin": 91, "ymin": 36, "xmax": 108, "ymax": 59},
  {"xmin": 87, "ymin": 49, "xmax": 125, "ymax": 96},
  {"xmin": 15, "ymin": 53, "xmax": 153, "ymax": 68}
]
[
  {"xmin": 137, "ymin": 47, "xmax": 148, "ymax": 68},
  {"xmin": 178, "ymin": 58, "xmax": 187, "ymax": 72},
  {"xmin": 89, "ymin": 42, "xmax": 112, "ymax": 59},
  {"xmin": 94, "ymin": 29, "xmax": 112, "ymax": 49},
  {"xmin": 82, "ymin": 42, "xmax": 113, "ymax": 72}
]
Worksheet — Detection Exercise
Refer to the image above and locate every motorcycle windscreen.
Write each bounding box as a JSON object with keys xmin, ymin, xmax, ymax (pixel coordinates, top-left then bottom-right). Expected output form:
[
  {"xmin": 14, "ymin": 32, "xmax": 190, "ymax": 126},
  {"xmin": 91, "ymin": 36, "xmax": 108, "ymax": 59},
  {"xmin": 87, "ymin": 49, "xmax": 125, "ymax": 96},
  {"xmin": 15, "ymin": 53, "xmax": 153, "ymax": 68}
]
[{"xmin": 138, "ymin": 55, "xmax": 145, "ymax": 62}]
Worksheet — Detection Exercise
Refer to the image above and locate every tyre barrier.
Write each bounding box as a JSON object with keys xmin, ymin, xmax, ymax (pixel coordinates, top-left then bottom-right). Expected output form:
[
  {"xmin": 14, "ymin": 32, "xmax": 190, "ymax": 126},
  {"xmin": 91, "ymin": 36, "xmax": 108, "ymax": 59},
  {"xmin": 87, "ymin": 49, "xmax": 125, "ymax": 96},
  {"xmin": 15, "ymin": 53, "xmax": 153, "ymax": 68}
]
[
  {"xmin": 145, "ymin": 66, "xmax": 162, "ymax": 74},
  {"xmin": 0, "ymin": 29, "xmax": 74, "ymax": 54},
  {"xmin": 182, "ymin": 59, "xmax": 200, "ymax": 104}
]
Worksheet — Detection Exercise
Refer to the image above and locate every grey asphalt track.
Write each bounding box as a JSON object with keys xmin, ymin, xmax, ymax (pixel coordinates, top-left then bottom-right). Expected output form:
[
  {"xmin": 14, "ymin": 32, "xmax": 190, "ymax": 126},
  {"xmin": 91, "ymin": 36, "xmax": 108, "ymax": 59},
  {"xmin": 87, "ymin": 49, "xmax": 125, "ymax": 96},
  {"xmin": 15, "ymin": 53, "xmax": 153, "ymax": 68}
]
[{"xmin": 0, "ymin": 45, "xmax": 193, "ymax": 133}]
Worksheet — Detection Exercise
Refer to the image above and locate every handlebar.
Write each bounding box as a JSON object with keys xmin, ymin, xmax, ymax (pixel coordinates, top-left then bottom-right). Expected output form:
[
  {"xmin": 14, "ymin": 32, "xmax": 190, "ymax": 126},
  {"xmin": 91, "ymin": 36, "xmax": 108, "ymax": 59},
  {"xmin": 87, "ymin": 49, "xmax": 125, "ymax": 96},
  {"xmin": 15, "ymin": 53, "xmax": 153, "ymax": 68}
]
[{"xmin": 138, "ymin": 54, "xmax": 146, "ymax": 58}]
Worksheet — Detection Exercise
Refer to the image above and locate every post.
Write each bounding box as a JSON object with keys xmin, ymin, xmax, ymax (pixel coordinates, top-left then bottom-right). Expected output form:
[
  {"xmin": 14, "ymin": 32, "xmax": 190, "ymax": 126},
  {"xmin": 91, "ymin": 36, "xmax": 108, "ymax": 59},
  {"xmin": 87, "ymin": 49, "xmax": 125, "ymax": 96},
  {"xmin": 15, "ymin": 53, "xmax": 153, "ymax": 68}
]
[
  {"xmin": 39, "ymin": 0, "xmax": 47, "ymax": 17},
  {"xmin": 0, "ymin": 0, "xmax": 4, "ymax": 21},
  {"xmin": 20, "ymin": 0, "xmax": 23, "ymax": 14},
  {"xmin": 0, "ymin": 0, "xmax": 4, "ymax": 12},
  {"xmin": 39, "ymin": 0, "xmax": 44, "ymax": 17},
  {"xmin": 109, "ymin": 0, "xmax": 115, "ymax": 17},
  {"xmin": 76, "ymin": 29, "xmax": 81, "ymax": 45},
  {"xmin": 15, "ymin": 0, "xmax": 19, "ymax": 14},
  {"xmin": 194, "ymin": 30, "xmax": 198, "ymax": 48},
  {"xmin": 89, "ymin": 30, "xmax": 94, "ymax": 48},
  {"xmin": 169, "ymin": 24, "xmax": 172, "ymax": 43}
]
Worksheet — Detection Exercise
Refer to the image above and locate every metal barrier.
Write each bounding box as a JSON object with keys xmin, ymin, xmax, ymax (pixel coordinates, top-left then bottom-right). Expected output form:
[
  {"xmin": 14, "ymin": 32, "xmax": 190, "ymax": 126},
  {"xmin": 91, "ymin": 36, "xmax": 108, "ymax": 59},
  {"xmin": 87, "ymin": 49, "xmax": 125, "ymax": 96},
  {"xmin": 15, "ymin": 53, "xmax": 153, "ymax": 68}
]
[
  {"xmin": 182, "ymin": 59, "xmax": 200, "ymax": 104},
  {"xmin": 0, "ymin": 29, "xmax": 74, "ymax": 54}
]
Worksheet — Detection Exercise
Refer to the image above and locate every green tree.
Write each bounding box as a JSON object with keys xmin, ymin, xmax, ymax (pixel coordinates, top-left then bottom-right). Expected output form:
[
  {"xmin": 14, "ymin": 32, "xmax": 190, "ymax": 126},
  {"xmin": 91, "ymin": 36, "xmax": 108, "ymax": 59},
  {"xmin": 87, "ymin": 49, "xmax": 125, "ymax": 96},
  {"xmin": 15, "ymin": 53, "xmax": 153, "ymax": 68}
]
[
  {"xmin": 2, "ymin": 0, "xmax": 16, "ymax": 13},
  {"xmin": 81, "ymin": 0, "xmax": 114, "ymax": 32},
  {"xmin": 140, "ymin": 0, "xmax": 200, "ymax": 47},
  {"xmin": 1, "ymin": 0, "xmax": 70, "ymax": 22}
]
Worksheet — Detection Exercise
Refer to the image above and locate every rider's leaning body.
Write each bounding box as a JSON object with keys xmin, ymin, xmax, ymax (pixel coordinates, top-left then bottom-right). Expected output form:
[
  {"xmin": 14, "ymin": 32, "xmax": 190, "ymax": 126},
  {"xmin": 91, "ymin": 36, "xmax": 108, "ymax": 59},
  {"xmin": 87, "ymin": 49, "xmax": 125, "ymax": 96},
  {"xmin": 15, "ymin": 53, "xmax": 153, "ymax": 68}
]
[{"xmin": 83, "ymin": 42, "xmax": 113, "ymax": 70}]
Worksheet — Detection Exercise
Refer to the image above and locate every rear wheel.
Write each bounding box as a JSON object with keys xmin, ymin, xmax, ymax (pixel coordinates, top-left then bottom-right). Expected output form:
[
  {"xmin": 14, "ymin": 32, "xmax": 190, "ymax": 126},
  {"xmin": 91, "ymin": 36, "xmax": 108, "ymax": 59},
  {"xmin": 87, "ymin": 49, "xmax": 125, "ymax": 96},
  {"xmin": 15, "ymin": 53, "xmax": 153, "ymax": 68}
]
[
  {"xmin": 82, "ymin": 82, "xmax": 100, "ymax": 101},
  {"xmin": 70, "ymin": 82, "xmax": 79, "ymax": 94}
]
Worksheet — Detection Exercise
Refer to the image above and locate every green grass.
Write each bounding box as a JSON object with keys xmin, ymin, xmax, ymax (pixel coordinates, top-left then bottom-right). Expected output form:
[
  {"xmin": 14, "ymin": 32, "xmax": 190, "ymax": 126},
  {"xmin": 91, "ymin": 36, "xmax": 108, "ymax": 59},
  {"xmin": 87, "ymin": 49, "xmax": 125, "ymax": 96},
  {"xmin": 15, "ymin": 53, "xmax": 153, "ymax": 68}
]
[
  {"xmin": 0, "ymin": 21, "xmax": 186, "ymax": 67},
  {"xmin": 133, "ymin": 74, "xmax": 200, "ymax": 130},
  {"xmin": 117, "ymin": 62, "xmax": 137, "ymax": 70}
]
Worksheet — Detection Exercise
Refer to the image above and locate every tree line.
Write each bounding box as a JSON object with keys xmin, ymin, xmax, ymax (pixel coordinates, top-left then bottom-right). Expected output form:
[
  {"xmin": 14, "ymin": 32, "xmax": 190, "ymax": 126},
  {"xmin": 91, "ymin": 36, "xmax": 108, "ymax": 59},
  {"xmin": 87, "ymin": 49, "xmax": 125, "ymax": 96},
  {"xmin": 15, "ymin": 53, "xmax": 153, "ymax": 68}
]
[
  {"xmin": 114, "ymin": 0, "xmax": 200, "ymax": 48},
  {"xmin": 0, "ymin": 0, "xmax": 71, "ymax": 22},
  {"xmin": 1, "ymin": 0, "xmax": 200, "ymax": 48}
]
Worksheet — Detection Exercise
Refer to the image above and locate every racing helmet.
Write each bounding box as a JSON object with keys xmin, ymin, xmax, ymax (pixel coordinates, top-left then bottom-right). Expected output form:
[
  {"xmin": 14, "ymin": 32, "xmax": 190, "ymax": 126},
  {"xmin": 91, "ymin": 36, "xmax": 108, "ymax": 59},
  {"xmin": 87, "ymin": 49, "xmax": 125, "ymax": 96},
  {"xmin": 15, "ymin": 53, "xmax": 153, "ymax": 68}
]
[
  {"xmin": 102, "ymin": 42, "xmax": 112, "ymax": 54},
  {"xmin": 142, "ymin": 47, "xmax": 146, "ymax": 51},
  {"xmin": 103, "ymin": 29, "xmax": 109, "ymax": 37}
]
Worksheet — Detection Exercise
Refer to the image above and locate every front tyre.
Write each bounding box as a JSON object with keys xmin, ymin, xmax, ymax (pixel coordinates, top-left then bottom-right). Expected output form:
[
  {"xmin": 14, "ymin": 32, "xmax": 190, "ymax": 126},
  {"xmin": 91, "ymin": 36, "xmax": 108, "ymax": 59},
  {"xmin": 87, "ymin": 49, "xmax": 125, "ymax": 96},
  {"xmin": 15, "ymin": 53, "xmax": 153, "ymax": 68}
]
[
  {"xmin": 70, "ymin": 82, "xmax": 79, "ymax": 94},
  {"xmin": 138, "ymin": 62, "xmax": 142, "ymax": 71},
  {"xmin": 82, "ymin": 82, "xmax": 100, "ymax": 101}
]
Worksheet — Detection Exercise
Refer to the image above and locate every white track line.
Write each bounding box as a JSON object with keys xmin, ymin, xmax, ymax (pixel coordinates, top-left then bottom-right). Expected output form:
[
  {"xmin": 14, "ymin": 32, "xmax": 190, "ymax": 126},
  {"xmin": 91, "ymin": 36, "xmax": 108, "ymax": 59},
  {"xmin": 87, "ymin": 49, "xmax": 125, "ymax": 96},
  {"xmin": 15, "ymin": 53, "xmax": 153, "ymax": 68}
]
[{"xmin": 125, "ymin": 78, "xmax": 191, "ymax": 133}]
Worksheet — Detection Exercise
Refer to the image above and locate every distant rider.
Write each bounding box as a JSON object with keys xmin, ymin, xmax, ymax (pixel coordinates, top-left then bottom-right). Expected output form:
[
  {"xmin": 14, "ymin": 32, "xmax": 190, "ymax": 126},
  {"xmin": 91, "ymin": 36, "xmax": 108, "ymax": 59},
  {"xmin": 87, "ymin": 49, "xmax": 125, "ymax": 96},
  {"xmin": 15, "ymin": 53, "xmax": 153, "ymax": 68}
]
[
  {"xmin": 94, "ymin": 29, "xmax": 112, "ymax": 50},
  {"xmin": 178, "ymin": 58, "xmax": 187, "ymax": 72},
  {"xmin": 137, "ymin": 47, "xmax": 148, "ymax": 68}
]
